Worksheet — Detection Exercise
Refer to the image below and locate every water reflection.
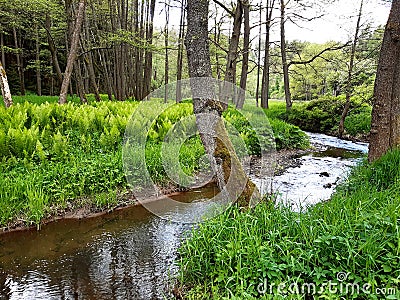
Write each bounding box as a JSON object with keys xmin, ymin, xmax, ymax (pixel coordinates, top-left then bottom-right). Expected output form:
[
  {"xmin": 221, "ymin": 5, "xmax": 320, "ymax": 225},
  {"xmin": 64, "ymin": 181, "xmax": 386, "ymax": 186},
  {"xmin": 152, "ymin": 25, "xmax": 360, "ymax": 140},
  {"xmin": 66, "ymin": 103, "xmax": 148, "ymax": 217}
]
[{"xmin": 0, "ymin": 186, "xmax": 218, "ymax": 299}]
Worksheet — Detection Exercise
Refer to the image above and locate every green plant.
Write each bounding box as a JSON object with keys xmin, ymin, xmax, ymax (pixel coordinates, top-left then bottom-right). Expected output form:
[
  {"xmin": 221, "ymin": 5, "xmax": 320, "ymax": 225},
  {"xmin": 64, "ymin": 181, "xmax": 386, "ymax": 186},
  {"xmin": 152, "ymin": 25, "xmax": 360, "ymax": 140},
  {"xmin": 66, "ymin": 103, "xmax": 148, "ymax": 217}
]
[{"xmin": 178, "ymin": 150, "xmax": 400, "ymax": 299}]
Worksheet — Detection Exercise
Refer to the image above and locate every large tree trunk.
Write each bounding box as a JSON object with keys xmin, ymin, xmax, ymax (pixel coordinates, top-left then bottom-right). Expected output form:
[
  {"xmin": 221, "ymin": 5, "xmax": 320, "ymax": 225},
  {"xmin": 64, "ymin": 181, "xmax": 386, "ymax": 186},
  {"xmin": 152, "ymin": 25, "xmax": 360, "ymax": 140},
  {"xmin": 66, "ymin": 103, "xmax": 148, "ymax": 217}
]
[
  {"xmin": 280, "ymin": 0, "xmax": 291, "ymax": 111},
  {"xmin": 369, "ymin": 1, "xmax": 400, "ymax": 162},
  {"xmin": 338, "ymin": 0, "xmax": 363, "ymax": 138},
  {"xmin": 0, "ymin": 61, "xmax": 13, "ymax": 108},
  {"xmin": 59, "ymin": 0, "xmax": 86, "ymax": 104},
  {"xmin": 236, "ymin": 0, "xmax": 250, "ymax": 109},
  {"xmin": 185, "ymin": 0, "xmax": 259, "ymax": 207}
]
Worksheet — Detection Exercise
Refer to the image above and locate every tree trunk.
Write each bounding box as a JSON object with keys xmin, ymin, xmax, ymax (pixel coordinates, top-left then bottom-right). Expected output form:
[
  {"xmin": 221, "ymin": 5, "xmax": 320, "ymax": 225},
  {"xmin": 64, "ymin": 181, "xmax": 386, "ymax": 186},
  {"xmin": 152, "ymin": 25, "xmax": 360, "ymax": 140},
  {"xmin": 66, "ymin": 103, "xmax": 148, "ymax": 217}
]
[
  {"xmin": 59, "ymin": 0, "xmax": 86, "ymax": 104},
  {"xmin": 45, "ymin": 14, "xmax": 63, "ymax": 84},
  {"xmin": 144, "ymin": 0, "xmax": 156, "ymax": 100},
  {"xmin": 369, "ymin": 1, "xmax": 400, "ymax": 162},
  {"xmin": 1, "ymin": 32, "xmax": 5, "ymax": 69},
  {"xmin": 261, "ymin": 0, "xmax": 275, "ymax": 109},
  {"xmin": 338, "ymin": 0, "xmax": 363, "ymax": 138},
  {"xmin": 74, "ymin": 60, "xmax": 87, "ymax": 103},
  {"xmin": 164, "ymin": 0, "xmax": 170, "ymax": 103},
  {"xmin": 185, "ymin": 0, "xmax": 259, "ymax": 207},
  {"xmin": 83, "ymin": 14, "xmax": 101, "ymax": 102},
  {"xmin": 176, "ymin": 0, "xmax": 186, "ymax": 103},
  {"xmin": 222, "ymin": 0, "xmax": 243, "ymax": 105},
  {"xmin": 13, "ymin": 28, "xmax": 25, "ymax": 96},
  {"xmin": 280, "ymin": 0, "xmax": 291, "ymax": 110},
  {"xmin": 255, "ymin": 2, "xmax": 262, "ymax": 107},
  {"xmin": 0, "ymin": 61, "xmax": 13, "ymax": 108},
  {"xmin": 237, "ymin": 0, "xmax": 250, "ymax": 109},
  {"xmin": 35, "ymin": 24, "xmax": 42, "ymax": 96}
]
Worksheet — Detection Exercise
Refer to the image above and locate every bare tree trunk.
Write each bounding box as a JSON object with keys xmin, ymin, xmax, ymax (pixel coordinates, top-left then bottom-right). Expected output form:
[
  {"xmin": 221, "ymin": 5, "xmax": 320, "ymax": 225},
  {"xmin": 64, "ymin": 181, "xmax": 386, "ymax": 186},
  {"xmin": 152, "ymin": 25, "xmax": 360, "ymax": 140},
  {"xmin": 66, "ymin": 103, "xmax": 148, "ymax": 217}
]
[
  {"xmin": 45, "ymin": 14, "xmax": 63, "ymax": 84},
  {"xmin": 144, "ymin": 0, "xmax": 156, "ymax": 99},
  {"xmin": 280, "ymin": 0, "xmax": 291, "ymax": 110},
  {"xmin": 237, "ymin": 0, "xmax": 250, "ymax": 109},
  {"xmin": 369, "ymin": 1, "xmax": 400, "ymax": 162},
  {"xmin": 185, "ymin": 0, "xmax": 259, "ymax": 207},
  {"xmin": 338, "ymin": 0, "xmax": 363, "ymax": 138},
  {"xmin": 13, "ymin": 28, "xmax": 25, "ymax": 95},
  {"xmin": 255, "ymin": 2, "xmax": 262, "ymax": 107},
  {"xmin": 74, "ymin": 60, "xmax": 87, "ymax": 103},
  {"xmin": 0, "ymin": 61, "xmax": 13, "ymax": 108},
  {"xmin": 1, "ymin": 32, "xmax": 5, "ymax": 69},
  {"xmin": 222, "ymin": 0, "xmax": 243, "ymax": 105},
  {"xmin": 176, "ymin": 0, "xmax": 186, "ymax": 103},
  {"xmin": 83, "ymin": 14, "xmax": 101, "ymax": 102},
  {"xmin": 59, "ymin": 0, "xmax": 86, "ymax": 104},
  {"xmin": 35, "ymin": 24, "xmax": 42, "ymax": 96},
  {"xmin": 261, "ymin": 0, "xmax": 275, "ymax": 109},
  {"xmin": 164, "ymin": 0, "xmax": 170, "ymax": 103},
  {"xmin": 99, "ymin": 48, "xmax": 113, "ymax": 100}
]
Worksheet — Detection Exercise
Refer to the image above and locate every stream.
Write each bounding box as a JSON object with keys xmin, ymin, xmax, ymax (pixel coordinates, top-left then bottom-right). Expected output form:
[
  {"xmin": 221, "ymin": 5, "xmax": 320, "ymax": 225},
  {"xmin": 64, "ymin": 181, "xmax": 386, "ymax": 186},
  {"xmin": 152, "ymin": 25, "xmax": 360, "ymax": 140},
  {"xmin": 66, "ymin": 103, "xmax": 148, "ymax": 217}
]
[{"xmin": 0, "ymin": 133, "xmax": 368, "ymax": 299}]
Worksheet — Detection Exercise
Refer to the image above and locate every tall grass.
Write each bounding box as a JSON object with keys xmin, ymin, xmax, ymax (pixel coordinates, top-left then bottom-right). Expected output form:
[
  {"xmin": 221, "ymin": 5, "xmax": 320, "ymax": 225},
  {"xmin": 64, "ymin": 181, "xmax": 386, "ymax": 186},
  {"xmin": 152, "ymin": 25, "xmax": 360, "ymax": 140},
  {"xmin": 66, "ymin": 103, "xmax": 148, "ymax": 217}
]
[{"xmin": 178, "ymin": 150, "xmax": 400, "ymax": 299}]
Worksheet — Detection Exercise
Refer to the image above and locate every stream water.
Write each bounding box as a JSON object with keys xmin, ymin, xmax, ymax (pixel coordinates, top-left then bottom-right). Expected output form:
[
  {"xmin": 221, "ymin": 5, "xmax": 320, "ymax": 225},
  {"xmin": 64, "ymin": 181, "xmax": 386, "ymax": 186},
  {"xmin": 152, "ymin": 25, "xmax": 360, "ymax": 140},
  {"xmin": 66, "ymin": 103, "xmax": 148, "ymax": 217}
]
[{"xmin": 0, "ymin": 133, "xmax": 368, "ymax": 299}]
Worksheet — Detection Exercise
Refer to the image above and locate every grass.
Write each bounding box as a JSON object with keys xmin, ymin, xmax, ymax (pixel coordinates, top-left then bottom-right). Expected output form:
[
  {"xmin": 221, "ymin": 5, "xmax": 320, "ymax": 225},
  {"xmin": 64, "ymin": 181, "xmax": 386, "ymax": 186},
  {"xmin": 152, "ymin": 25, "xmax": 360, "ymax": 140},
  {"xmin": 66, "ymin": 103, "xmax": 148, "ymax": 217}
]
[
  {"xmin": 0, "ymin": 96, "xmax": 309, "ymax": 228},
  {"xmin": 178, "ymin": 150, "xmax": 400, "ymax": 299}
]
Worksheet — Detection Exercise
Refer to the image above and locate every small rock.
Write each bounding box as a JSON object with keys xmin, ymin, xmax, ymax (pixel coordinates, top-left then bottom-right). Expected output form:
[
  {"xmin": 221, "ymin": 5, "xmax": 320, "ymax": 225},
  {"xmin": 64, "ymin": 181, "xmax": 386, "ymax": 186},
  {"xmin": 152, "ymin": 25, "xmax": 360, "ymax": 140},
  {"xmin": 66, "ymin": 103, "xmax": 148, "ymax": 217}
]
[
  {"xmin": 323, "ymin": 183, "xmax": 332, "ymax": 188},
  {"xmin": 319, "ymin": 172, "xmax": 330, "ymax": 177}
]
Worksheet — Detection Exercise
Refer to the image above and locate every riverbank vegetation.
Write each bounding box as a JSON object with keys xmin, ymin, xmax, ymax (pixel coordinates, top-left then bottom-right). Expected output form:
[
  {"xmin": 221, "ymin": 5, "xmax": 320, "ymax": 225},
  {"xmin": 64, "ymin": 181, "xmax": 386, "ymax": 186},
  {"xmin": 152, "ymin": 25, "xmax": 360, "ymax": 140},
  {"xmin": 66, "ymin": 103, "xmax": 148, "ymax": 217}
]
[
  {"xmin": 178, "ymin": 149, "xmax": 400, "ymax": 299},
  {"xmin": 264, "ymin": 98, "xmax": 372, "ymax": 140},
  {"xmin": 0, "ymin": 97, "xmax": 308, "ymax": 229}
]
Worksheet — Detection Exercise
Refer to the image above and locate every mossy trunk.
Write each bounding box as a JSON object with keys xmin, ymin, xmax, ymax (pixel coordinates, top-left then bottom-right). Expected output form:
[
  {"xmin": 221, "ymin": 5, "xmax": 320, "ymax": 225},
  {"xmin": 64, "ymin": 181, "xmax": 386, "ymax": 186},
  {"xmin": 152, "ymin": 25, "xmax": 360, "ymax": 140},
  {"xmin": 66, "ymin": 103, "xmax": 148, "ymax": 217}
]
[{"xmin": 185, "ymin": 0, "xmax": 259, "ymax": 207}]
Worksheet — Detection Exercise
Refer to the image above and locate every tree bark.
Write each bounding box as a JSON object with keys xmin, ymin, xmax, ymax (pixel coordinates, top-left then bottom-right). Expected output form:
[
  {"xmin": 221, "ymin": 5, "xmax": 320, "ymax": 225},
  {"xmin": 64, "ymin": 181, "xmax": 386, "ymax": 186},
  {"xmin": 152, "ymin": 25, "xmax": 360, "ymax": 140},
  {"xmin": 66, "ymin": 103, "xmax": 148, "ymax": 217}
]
[
  {"xmin": 261, "ymin": 0, "xmax": 275, "ymax": 109},
  {"xmin": 369, "ymin": 0, "xmax": 400, "ymax": 162},
  {"xmin": 255, "ymin": 2, "xmax": 262, "ymax": 107},
  {"xmin": 280, "ymin": 0, "xmax": 291, "ymax": 110},
  {"xmin": 35, "ymin": 24, "xmax": 42, "ymax": 96},
  {"xmin": 45, "ymin": 14, "xmax": 63, "ymax": 84},
  {"xmin": 1, "ymin": 32, "xmax": 5, "ymax": 69},
  {"xmin": 0, "ymin": 61, "xmax": 13, "ymax": 108},
  {"xmin": 144, "ymin": 0, "xmax": 156, "ymax": 100},
  {"xmin": 59, "ymin": 0, "xmax": 86, "ymax": 104},
  {"xmin": 164, "ymin": 0, "xmax": 170, "ymax": 103},
  {"xmin": 185, "ymin": 0, "xmax": 259, "ymax": 207},
  {"xmin": 222, "ymin": 0, "xmax": 243, "ymax": 105},
  {"xmin": 176, "ymin": 0, "xmax": 186, "ymax": 103},
  {"xmin": 237, "ymin": 0, "xmax": 250, "ymax": 109},
  {"xmin": 338, "ymin": 0, "xmax": 363, "ymax": 138},
  {"xmin": 13, "ymin": 28, "xmax": 25, "ymax": 96},
  {"xmin": 83, "ymin": 14, "xmax": 101, "ymax": 102}
]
